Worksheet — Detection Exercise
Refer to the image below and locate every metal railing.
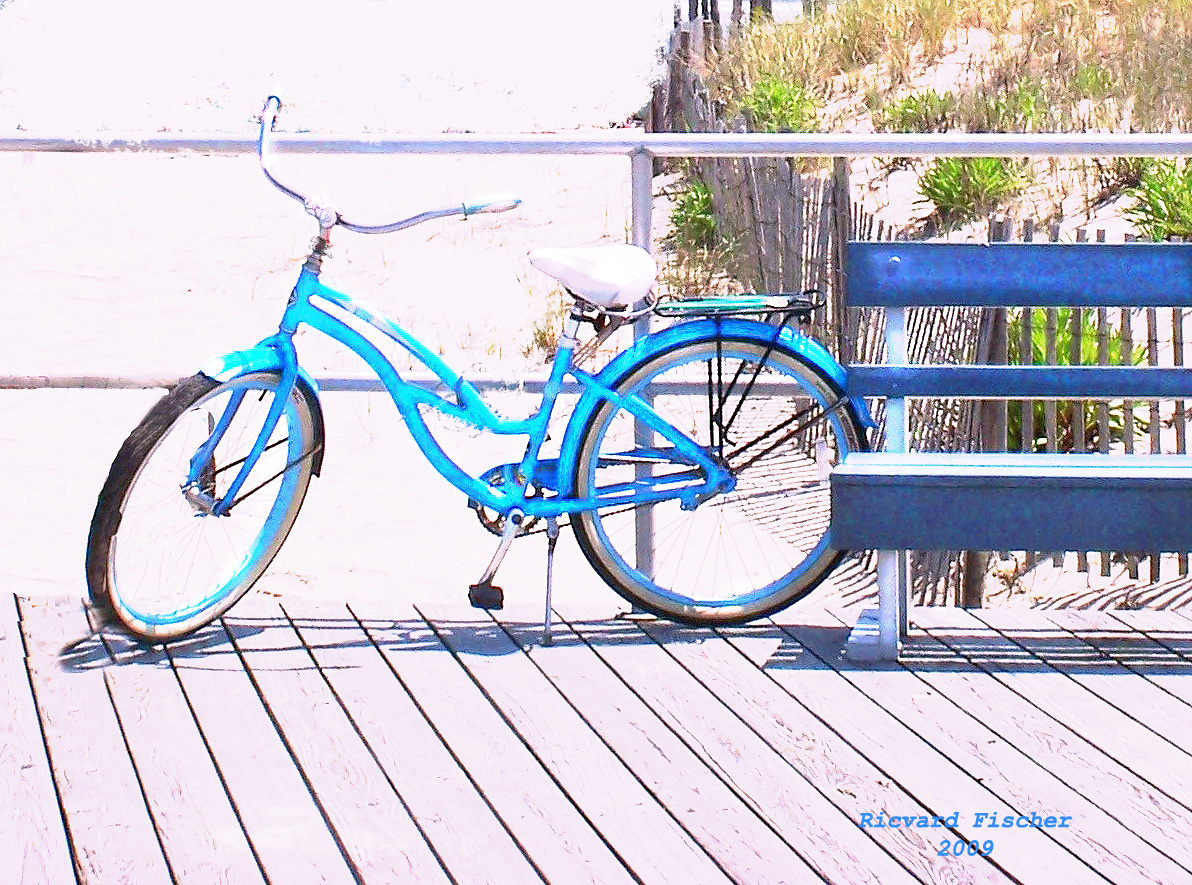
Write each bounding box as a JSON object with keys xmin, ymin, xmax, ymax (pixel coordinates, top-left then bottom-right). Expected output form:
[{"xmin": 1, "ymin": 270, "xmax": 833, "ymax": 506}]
[
  {"xmin": 4, "ymin": 129, "xmax": 1192, "ymax": 392},
  {"xmin": 8, "ymin": 130, "xmax": 1192, "ymax": 587}
]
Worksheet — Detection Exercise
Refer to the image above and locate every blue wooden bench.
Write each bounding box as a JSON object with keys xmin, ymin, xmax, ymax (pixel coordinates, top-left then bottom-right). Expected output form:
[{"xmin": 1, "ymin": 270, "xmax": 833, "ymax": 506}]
[{"xmin": 831, "ymin": 241, "xmax": 1192, "ymax": 661}]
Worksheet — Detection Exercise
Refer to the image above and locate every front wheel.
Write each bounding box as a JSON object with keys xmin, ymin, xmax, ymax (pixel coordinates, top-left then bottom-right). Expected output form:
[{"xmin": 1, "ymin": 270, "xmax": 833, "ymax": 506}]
[
  {"xmin": 86, "ymin": 372, "xmax": 320, "ymax": 641},
  {"xmin": 571, "ymin": 334, "xmax": 866, "ymax": 625}
]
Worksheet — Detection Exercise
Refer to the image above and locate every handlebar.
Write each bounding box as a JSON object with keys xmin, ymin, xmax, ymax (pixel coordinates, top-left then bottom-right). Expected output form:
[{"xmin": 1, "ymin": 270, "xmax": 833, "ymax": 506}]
[{"xmin": 256, "ymin": 95, "xmax": 521, "ymax": 233}]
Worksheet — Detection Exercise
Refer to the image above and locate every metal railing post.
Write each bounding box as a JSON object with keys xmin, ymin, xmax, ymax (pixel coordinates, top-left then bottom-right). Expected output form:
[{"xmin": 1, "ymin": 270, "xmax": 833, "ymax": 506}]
[{"xmin": 630, "ymin": 147, "xmax": 655, "ymax": 581}]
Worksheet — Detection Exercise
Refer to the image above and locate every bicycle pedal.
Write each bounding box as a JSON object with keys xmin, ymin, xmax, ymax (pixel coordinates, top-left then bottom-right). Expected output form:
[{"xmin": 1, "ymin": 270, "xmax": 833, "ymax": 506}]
[{"xmin": 468, "ymin": 582, "xmax": 505, "ymax": 610}]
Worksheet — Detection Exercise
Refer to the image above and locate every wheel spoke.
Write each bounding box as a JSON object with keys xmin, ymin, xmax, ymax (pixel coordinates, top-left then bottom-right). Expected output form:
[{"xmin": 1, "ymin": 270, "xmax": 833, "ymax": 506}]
[
  {"xmin": 572, "ymin": 336, "xmax": 863, "ymax": 623},
  {"xmin": 89, "ymin": 373, "xmax": 318, "ymax": 639}
]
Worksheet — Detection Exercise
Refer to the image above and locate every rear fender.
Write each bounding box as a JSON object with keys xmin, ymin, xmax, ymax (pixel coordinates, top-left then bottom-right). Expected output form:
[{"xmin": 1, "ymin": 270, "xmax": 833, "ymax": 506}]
[{"xmin": 199, "ymin": 343, "xmax": 326, "ymax": 476}]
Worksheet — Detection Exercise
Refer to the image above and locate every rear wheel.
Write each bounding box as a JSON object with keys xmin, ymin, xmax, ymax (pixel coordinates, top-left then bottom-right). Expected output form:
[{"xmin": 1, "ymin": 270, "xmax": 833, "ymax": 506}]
[
  {"xmin": 571, "ymin": 334, "xmax": 865, "ymax": 624},
  {"xmin": 86, "ymin": 372, "xmax": 320, "ymax": 641}
]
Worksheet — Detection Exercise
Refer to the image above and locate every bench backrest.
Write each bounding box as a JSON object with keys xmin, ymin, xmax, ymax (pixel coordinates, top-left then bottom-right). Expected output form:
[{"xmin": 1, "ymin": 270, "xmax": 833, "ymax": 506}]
[
  {"xmin": 847, "ymin": 242, "xmax": 1192, "ymax": 307},
  {"xmin": 845, "ymin": 242, "xmax": 1192, "ymax": 403}
]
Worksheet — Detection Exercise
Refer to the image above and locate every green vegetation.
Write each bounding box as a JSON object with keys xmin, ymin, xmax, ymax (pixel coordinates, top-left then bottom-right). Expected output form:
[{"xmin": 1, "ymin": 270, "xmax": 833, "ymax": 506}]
[
  {"xmin": 1125, "ymin": 159, "xmax": 1192, "ymax": 241},
  {"xmin": 1007, "ymin": 308, "xmax": 1144, "ymax": 452},
  {"xmin": 715, "ymin": 0, "xmax": 1192, "ymax": 132},
  {"xmin": 665, "ymin": 180, "xmax": 719, "ymax": 252},
  {"xmin": 708, "ymin": 0, "xmax": 1192, "ymax": 229},
  {"xmin": 736, "ymin": 75, "xmax": 818, "ymax": 133},
  {"xmin": 712, "ymin": 0, "xmax": 1015, "ymax": 101},
  {"xmin": 874, "ymin": 90, "xmax": 956, "ymax": 133},
  {"xmin": 661, "ymin": 178, "xmax": 739, "ymax": 298},
  {"xmin": 1071, "ymin": 63, "xmax": 1113, "ymax": 101},
  {"xmin": 917, "ymin": 157, "xmax": 1027, "ymax": 224},
  {"xmin": 963, "ymin": 79, "xmax": 1048, "ymax": 133}
]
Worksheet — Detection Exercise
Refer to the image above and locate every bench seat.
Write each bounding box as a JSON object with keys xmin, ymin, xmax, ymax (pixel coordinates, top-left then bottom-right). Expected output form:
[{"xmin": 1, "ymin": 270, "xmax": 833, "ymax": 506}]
[
  {"xmin": 832, "ymin": 452, "xmax": 1192, "ymax": 552},
  {"xmin": 833, "ymin": 239, "xmax": 1192, "ymax": 662}
]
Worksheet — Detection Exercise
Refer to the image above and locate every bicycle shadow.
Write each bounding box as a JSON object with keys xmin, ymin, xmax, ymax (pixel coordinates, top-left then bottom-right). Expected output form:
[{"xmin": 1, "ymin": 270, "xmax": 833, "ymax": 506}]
[
  {"xmin": 59, "ymin": 608, "xmax": 1192, "ymax": 691},
  {"xmin": 57, "ymin": 619, "xmax": 257, "ymax": 672},
  {"xmin": 55, "ymin": 603, "xmax": 708, "ymax": 672}
]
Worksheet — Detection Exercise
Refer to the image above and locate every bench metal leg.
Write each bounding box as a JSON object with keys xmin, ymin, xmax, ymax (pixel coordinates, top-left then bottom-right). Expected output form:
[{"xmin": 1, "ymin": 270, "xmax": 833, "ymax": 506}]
[{"xmin": 845, "ymin": 549, "xmax": 907, "ymax": 662}]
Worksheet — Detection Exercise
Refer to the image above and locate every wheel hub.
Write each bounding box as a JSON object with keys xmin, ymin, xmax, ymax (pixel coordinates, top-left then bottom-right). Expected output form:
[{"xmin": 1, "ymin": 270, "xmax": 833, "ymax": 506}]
[{"xmin": 182, "ymin": 483, "xmax": 218, "ymax": 516}]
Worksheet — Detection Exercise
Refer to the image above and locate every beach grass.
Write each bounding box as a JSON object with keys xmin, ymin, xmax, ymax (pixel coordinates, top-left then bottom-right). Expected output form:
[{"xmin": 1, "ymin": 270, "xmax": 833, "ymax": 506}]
[{"xmin": 702, "ymin": 0, "xmax": 1192, "ymax": 230}]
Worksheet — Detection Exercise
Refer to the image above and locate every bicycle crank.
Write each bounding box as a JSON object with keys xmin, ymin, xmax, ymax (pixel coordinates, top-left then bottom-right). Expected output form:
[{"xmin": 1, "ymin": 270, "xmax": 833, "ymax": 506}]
[{"xmin": 469, "ymin": 465, "xmax": 540, "ymax": 536}]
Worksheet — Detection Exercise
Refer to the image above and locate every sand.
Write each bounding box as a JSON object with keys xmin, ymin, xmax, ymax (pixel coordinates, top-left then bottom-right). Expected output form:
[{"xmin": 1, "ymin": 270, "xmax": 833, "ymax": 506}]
[
  {"xmin": 0, "ymin": 0, "xmax": 673, "ymax": 133},
  {"xmin": 6, "ymin": 1, "xmax": 1163, "ymax": 619},
  {"xmin": 0, "ymin": 0, "xmax": 690, "ymax": 613}
]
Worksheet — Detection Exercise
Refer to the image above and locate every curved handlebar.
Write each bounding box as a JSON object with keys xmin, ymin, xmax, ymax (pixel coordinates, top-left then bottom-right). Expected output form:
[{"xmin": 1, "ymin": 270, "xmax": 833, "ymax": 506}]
[{"xmin": 256, "ymin": 95, "xmax": 521, "ymax": 233}]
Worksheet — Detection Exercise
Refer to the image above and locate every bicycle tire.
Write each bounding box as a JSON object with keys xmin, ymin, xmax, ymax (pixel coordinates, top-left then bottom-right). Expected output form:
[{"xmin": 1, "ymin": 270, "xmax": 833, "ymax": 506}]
[
  {"xmin": 86, "ymin": 372, "xmax": 320, "ymax": 641},
  {"xmin": 571, "ymin": 333, "xmax": 866, "ymax": 625}
]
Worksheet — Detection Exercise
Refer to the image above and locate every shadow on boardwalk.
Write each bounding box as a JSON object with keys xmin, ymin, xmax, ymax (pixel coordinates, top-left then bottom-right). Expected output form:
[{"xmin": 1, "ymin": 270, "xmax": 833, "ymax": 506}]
[{"xmin": 8, "ymin": 592, "xmax": 1192, "ymax": 883}]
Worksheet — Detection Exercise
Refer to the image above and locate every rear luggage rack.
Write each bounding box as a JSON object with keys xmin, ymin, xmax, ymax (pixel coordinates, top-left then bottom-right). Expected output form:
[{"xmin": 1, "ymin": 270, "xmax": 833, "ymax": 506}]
[{"xmin": 653, "ymin": 289, "xmax": 823, "ymax": 322}]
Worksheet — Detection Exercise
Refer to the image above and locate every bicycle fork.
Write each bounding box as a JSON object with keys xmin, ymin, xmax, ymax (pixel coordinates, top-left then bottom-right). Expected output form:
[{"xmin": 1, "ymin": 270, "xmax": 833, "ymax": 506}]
[{"xmin": 184, "ymin": 363, "xmax": 301, "ymax": 517}]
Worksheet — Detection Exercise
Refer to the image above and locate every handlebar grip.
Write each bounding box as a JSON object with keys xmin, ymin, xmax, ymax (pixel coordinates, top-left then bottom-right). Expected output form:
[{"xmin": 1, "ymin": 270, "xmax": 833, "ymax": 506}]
[
  {"xmin": 257, "ymin": 94, "xmax": 306, "ymax": 206},
  {"xmin": 462, "ymin": 195, "xmax": 523, "ymax": 216},
  {"xmin": 261, "ymin": 95, "xmax": 282, "ymax": 133}
]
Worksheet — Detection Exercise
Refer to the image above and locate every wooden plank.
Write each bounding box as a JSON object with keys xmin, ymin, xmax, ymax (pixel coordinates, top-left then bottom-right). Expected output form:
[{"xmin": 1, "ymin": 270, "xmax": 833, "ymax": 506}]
[
  {"xmin": 223, "ymin": 597, "xmax": 450, "ymax": 883},
  {"xmin": 757, "ymin": 158, "xmax": 781, "ymax": 292},
  {"xmin": 281, "ymin": 598, "xmax": 543, "ymax": 885},
  {"xmin": 985, "ymin": 608, "xmax": 1192, "ymax": 753},
  {"xmin": 1148, "ymin": 304, "xmax": 1164, "ymax": 581},
  {"xmin": 545, "ymin": 602, "xmax": 926, "ymax": 885},
  {"xmin": 414, "ymin": 598, "xmax": 731, "ymax": 885},
  {"xmin": 744, "ymin": 158, "xmax": 769, "ymax": 290},
  {"xmin": 776, "ymin": 159, "xmax": 800, "ymax": 294},
  {"xmin": 963, "ymin": 607, "xmax": 1192, "ymax": 798},
  {"xmin": 99, "ymin": 637, "xmax": 265, "ymax": 883},
  {"xmin": 1097, "ymin": 300, "xmax": 1112, "ymax": 574},
  {"xmin": 1121, "ymin": 305, "xmax": 1139, "ymax": 577},
  {"xmin": 20, "ymin": 597, "xmax": 172, "ymax": 884},
  {"xmin": 1039, "ymin": 609, "xmax": 1192, "ymax": 712},
  {"xmin": 167, "ymin": 615, "xmax": 357, "ymax": 884},
  {"xmin": 619, "ymin": 612, "xmax": 1011, "ymax": 884},
  {"xmin": 761, "ymin": 608, "xmax": 1129, "ymax": 883},
  {"xmin": 1, "ymin": 594, "xmax": 75, "ymax": 883},
  {"xmin": 909, "ymin": 605, "xmax": 1192, "ymax": 873},
  {"xmin": 1172, "ymin": 306, "xmax": 1189, "ymax": 573},
  {"xmin": 791, "ymin": 171, "xmax": 805, "ymax": 293},
  {"xmin": 489, "ymin": 602, "xmax": 821, "ymax": 885},
  {"xmin": 348, "ymin": 597, "xmax": 634, "ymax": 885},
  {"xmin": 1070, "ymin": 235, "xmax": 1087, "ymax": 576},
  {"xmin": 1110, "ymin": 609, "xmax": 1192, "ymax": 653}
]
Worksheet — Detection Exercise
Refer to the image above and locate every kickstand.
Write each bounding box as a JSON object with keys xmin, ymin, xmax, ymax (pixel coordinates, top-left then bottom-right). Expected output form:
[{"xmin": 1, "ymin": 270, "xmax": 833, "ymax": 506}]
[
  {"xmin": 468, "ymin": 512, "xmax": 521, "ymax": 610},
  {"xmin": 543, "ymin": 517, "xmax": 560, "ymax": 646}
]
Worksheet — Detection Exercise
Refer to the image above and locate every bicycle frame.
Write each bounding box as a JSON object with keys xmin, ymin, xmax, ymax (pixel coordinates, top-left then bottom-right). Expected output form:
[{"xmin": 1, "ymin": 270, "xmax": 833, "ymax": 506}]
[{"xmin": 197, "ymin": 265, "xmax": 734, "ymax": 519}]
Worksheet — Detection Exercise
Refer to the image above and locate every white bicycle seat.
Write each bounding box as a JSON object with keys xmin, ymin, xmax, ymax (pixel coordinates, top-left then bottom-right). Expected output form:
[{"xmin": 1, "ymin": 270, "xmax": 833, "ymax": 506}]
[{"xmin": 529, "ymin": 244, "xmax": 656, "ymax": 308}]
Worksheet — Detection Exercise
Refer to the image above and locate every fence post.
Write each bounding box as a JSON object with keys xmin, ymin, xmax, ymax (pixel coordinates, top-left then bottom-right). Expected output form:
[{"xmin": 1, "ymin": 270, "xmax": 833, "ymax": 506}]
[
  {"xmin": 1071, "ymin": 228, "xmax": 1089, "ymax": 573},
  {"xmin": 830, "ymin": 157, "xmax": 852, "ymax": 362},
  {"xmin": 960, "ymin": 214, "xmax": 1011, "ymax": 607}
]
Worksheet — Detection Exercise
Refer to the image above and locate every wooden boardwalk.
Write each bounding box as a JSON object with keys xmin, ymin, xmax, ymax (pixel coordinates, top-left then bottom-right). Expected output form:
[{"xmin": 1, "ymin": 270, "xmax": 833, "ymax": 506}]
[{"xmin": 7, "ymin": 591, "xmax": 1192, "ymax": 884}]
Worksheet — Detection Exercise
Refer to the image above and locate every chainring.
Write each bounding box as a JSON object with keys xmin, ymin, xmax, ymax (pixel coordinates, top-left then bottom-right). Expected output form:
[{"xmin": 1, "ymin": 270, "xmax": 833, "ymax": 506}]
[{"xmin": 470, "ymin": 464, "xmax": 540, "ymax": 536}]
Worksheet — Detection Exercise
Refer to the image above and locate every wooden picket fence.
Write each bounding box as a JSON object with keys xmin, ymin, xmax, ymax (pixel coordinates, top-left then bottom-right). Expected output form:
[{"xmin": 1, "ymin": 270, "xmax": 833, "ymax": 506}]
[{"xmin": 649, "ymin": 19, "xmax": 1192, "ymax": 604}]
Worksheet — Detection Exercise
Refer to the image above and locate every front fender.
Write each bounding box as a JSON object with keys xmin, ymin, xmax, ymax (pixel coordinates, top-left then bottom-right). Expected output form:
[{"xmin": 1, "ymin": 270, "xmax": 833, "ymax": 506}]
[
  {"xmin": 556, "ymin": 318, "xmax": 873, "ymax": 489},
  {"xmin": 199, "ymin": 342, "xmax": 326, "ymax": 476}
]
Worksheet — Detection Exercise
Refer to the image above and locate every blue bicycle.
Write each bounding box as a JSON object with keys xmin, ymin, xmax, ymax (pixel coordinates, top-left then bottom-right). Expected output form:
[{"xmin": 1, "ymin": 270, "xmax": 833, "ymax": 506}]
[{"xmin": 85, "ymin": 97, "xmax": 872, "ymax": 642}]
